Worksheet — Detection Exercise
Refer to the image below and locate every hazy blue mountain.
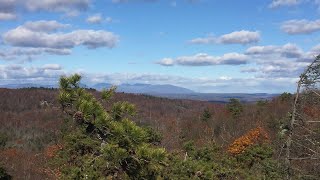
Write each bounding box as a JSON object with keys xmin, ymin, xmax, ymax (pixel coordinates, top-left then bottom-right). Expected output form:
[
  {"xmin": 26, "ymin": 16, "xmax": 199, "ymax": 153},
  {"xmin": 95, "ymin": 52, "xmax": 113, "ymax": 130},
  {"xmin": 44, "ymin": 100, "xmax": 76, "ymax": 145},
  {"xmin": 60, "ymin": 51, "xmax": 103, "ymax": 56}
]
[
  {"xmin": 115, "ymin": 83, "xmax": 194, "ymax": 94},
  {"xmin": 0, "ymin": 82, "xmax": 278, "ymax": 103},
  {"xmin": 91, "ymin": 83, "xmax": 113, "ymax": 90},
  {"xmin": 91, "ymin": 83, "xmax": 194, "ymax": 94}
]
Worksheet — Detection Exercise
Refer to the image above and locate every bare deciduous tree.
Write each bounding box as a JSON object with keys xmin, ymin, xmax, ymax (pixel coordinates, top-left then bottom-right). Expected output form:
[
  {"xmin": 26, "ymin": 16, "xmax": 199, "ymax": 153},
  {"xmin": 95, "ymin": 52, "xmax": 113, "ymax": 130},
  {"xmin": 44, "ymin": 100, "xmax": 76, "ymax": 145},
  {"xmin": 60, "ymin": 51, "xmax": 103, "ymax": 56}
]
[{"xmin": 285, "ymin": 55, "xmax": 320, "ymax": 179}]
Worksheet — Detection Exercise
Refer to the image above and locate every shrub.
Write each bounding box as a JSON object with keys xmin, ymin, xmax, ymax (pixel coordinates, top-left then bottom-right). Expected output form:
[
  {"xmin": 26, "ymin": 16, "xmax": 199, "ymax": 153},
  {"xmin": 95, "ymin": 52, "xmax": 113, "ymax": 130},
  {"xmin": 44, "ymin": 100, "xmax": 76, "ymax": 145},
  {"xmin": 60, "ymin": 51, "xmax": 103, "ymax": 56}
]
[
  {"xmin": 0, "ymin": 166, "xmax": 11, "ymax": 180},
  {"xmin": 0, "ymin": 133, "xmax": 8, "ymax": 148}
]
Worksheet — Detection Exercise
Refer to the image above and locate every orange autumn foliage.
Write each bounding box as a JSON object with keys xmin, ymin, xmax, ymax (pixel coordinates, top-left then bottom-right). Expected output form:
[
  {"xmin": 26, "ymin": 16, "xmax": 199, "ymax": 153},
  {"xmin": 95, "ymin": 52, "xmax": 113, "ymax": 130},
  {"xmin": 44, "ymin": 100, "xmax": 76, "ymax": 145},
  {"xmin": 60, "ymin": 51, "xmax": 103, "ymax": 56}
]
[{"xmin": 227, "ymin": 127, "xmax": 269, "ymax": 155}]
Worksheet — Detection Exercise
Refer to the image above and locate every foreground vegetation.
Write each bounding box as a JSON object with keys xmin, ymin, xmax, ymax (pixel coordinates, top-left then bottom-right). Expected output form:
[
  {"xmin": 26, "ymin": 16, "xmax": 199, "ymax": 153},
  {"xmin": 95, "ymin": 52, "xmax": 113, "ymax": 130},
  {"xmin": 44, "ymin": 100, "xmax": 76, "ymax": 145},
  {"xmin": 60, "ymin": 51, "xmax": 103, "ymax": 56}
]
[{"xmin": 47, "ymin": 74, "xmax": 283, "ymax": 179}]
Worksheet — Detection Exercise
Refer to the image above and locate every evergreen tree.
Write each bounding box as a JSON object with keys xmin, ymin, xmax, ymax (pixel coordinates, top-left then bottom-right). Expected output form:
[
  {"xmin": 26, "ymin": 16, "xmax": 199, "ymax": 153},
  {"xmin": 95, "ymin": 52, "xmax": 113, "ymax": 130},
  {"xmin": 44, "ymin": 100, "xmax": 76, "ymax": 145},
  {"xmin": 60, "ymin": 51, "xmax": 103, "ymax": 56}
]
[
  {"xmin": 55, "ymin": 74, "xmax": 168, "ymax": 179},
  {"xmin": 226, "ymin": 98, "xmax": 243, "ymax": 118}
]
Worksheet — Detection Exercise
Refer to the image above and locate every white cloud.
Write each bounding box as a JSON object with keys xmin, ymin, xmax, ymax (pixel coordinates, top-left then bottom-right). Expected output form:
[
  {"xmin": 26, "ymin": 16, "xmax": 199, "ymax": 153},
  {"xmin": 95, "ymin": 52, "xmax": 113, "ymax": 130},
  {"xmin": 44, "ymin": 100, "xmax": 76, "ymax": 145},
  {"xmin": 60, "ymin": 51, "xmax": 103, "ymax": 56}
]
[
  {"xmin": 41, "ymin": 64, "xmax": 62, "ymax": 70},
  {"xmin": 156, "ymin": 43, "xmax": 316, "ymax": 82},
  {"xmin": 0, "ymin": 47, "xmax": 71, "ymax": 61},
  {"xmin": 242, "ymin": 43, "xmax": 316, "ymax": 78},
  {"xmin": 157, "ymin": 53, "xmax": 249, "ymax": 66},
  {"xmin": 86, "ymin": 15, "xmax": 113, "ymax": 24},
  {"xmin": 245, "ymin": 43, "xmax": 303, "ymax": 58},
  {"xmin": 3, "ymin": 22, "xmax": 119, "ymax": 49},
  {"xmin": 156, "ymin": 58, "xmax": 174, "ymax": 66},
  {"xmin": 189, "ymin": 35, "xmax": 216, "ymax": 44},
  {"xmin": 281, "ymin": 19, "xmax": 320, "ymax": 34},
  {"xmin": 86, "ymin": 14, "xmax": 103, "ymax": 24},
  {"xmin": 0, "ymin": 12, "xmax": 16, "ymax": 20},
  {"xmin": 189, "ymin": 30, "xmax": 260, "ymax": 45},
  {"xmin": 0, "ymin": 0, "xmax": 91, "ymax": 20},
  {"xmin": 219, "ymin": 53, "xmax": 249, "ymax": 64},
  {"xmin": 269, "ymin": 0, "xmax": 300, "ymax": 8},
  {"xmin": 0, "ymin": 20, "xmax": 118, "ymax": 61},
  {"xmin": 23, "ymin": 0, "xmax": 91, "ymax": 13},
  {"xmin": 241, "ymin": 67, "xmax": 259, "ymax": 73},
  {"xmin": 254, "ymin": 61, "xmax": 308, "ymax": 78},
  {"xmin": 219, "ymin": 30, "xmax": 260, "ymax": 44},
  {"xmin": 23, "ymin": 20, "xmax": 69, "ymax": 32},
  {"xmin": 310, "ymin": 44, "xmax": 320, "ymax": 54},
  {"xmin": 0, "ymin": 0, "xmax": 17, "ymax": 21},
  {"xmin": 175, "ymin": 53, "xmax": 219, "ymax": 66},
  {"xmin": 0, "ymin": 64, "xmax": 65, "ymax": 83}
]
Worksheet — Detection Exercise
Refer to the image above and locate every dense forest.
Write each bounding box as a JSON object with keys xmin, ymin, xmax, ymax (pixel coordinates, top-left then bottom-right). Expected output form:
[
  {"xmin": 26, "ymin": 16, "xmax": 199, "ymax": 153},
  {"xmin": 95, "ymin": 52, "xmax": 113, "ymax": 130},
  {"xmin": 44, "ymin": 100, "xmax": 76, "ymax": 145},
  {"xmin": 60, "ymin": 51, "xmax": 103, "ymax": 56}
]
[{"xmin": 0, "ymin": 57, "xmax": 320, "ymax": 179}]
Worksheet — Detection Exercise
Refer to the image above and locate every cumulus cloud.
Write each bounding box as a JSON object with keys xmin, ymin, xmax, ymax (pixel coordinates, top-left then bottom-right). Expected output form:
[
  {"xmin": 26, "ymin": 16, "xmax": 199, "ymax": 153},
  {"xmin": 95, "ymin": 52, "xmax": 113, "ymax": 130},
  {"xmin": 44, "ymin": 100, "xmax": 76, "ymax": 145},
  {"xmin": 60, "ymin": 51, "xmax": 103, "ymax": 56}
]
[
  {"xmin": 0, "ymin": 0, "xmax": 17, "ymax": 20},
  {"xmin": 247, "ymin": 61, "xmax": 308, "ymax": 78},
  {"xmin": 3, "ymin": 21, "xmax": 119, "ymax": 49},
  {"xmin": 157, "ymin": 42, "xmax": 316, "ymax": 81},
  {"xmin": 189, "ymin": 35, "xmax": 216, "ymax": 45},
  {"xmin": 86, "ymin": 14, "xmax": 103, "ymax": 24},
  {"xmin": 219, "ymin": 31, "xmax": 260, "ymax": 44},
  {"xmin": 0, "ymin": 47, "xmax": 71, "ymax": 61},
  {"xmin": 281, "ymin": 19, "xmax": 320, "ymax": 34},
  {"xmin": 23, "ymin": 0, "xmax": 90, "ymax": 13},
  {"xmin": 241, "ymin": 67, "xmax": 259, "ymax": 73},
  {"xmin": 0, "ymin": 20, "xmax": 118, "ymax": 61},
  {"xmin": 23, "ymin": 20, "xmax": 70, "ymax": 32},
  {"xmin": 156, "ymin": 58, "xmax": 174, "ymax": 66},
  {"xmin": 41, "ymin": 64, "xmax": 62, "ymax": 70},
  {"xmin": 269, "ymin": 0, "xmax": 300, "ymax": 8},
  {"xmin": 0, "ymin": 0, "xmax": 91, "ymax": 20},
  {"xmin": 157, "ymin": 53, "xmax": 249, "ymax": 66},
  {"xmin": 189, "ymin": 30, "xmax": 260, "ymax": 45},
  {"xmin": 242, "ymin": 43, "xmax": 317, "ymax": 78},
  {"xmin": 0, "ymin": 0, "xmax": 16, "ymax": 11},
  {"xmin": 310, "ymin": 44, "xmax": 320, "ymax": 55},
  {"xmin": 245, "ymin": 43, "xmax": 303, "ymax": 58},
  {"xmin": 86, "ymin": 14, "xmax": 113, "ymax": 24},
  {"xmin": 0, "ymin": 12, "xmax": 16, "ymax": 20},
  {"xmin": 0, "ymin": 64, "xmax": 65, "ymax": 84}
]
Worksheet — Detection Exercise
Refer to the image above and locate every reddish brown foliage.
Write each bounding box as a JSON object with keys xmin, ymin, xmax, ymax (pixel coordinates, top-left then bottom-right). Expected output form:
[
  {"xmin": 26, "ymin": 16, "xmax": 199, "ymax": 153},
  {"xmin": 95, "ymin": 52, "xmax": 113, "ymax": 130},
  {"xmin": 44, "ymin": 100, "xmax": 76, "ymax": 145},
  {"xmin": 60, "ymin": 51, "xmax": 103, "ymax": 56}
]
[
  {"xmin": 0, "ymin": 88, "xmax": 292, "ymax": 179},
  {"xmin": 303, "ymin": 106, "xmax": 320, "ymax": 118},
  {"xmin": 0, "ymin": 148, "xmax": 55, "ymax": 179},
  {"xmin": 45, "ymin": 144, "xmax": 63, "ymax": 158}
]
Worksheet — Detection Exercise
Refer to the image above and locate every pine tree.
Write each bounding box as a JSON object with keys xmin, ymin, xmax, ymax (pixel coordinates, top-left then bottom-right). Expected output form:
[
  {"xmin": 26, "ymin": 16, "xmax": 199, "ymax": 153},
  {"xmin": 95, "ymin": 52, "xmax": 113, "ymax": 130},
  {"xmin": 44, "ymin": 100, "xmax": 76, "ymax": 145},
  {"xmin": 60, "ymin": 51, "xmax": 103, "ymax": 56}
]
[{"xmin": 55, "ymin": 74, "xmax": 168, "ymax": 179}]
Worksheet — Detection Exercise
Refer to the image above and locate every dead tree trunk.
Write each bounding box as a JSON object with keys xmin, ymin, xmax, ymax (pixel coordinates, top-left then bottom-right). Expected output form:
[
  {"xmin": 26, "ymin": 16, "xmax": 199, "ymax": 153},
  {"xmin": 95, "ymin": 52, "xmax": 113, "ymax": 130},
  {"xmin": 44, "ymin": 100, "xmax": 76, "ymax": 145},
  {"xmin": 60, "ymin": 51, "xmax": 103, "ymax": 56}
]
[
  {"xmin": 285, "ymin": 80, "xmax": 301, "ymax": 180},
  {"xmin": 285, "ymin": 56, "xmax": 320, "ymax": 180}
]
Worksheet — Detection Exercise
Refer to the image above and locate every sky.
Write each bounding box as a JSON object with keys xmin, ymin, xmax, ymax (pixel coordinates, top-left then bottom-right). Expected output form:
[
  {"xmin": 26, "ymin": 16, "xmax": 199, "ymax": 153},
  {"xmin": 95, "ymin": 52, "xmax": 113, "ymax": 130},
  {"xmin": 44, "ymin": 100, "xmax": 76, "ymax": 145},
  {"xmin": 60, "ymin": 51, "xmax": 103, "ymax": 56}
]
[{"xmin": 0, "ymin": 0, "xmax": 319, "ymax": 93}]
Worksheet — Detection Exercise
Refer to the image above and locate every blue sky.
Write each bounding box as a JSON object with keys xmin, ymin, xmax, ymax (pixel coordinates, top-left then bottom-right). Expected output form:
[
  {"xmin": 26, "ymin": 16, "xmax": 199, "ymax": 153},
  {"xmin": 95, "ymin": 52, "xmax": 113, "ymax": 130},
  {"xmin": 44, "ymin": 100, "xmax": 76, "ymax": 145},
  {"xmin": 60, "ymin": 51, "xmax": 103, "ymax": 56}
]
[{"xmin": 0, "ymin": 0, "xmax": 319, "ymax": 93}]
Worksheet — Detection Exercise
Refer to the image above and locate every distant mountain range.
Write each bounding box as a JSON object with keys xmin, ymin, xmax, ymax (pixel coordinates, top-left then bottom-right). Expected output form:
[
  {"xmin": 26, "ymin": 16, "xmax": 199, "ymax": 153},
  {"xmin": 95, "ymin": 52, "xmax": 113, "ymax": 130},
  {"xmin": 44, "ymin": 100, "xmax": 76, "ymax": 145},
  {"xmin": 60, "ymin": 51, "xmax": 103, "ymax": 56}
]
[
  {"xmin": 92, "ymin": 83, "xmax": 195, "ymax": 94},
  {"xmin": 0, "ymin": 82, "xmax": 195, "ymax": 94},
  {"xmin": 0, "ymin": 83, "xmax": 279, "ymax": 103}
]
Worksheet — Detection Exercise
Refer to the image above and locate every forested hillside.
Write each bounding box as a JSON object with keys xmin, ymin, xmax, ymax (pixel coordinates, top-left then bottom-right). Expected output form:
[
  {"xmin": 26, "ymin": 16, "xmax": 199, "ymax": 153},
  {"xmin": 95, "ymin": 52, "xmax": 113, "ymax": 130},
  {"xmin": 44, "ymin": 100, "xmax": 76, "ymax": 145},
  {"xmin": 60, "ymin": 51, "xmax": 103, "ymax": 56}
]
[
  {"xmin": 0, "ymin": 61, "xmax": 319, "ymax": 179},
  {"xmin": 0, "ymin": 86, "xmax": 293, "ymax": 179}
]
